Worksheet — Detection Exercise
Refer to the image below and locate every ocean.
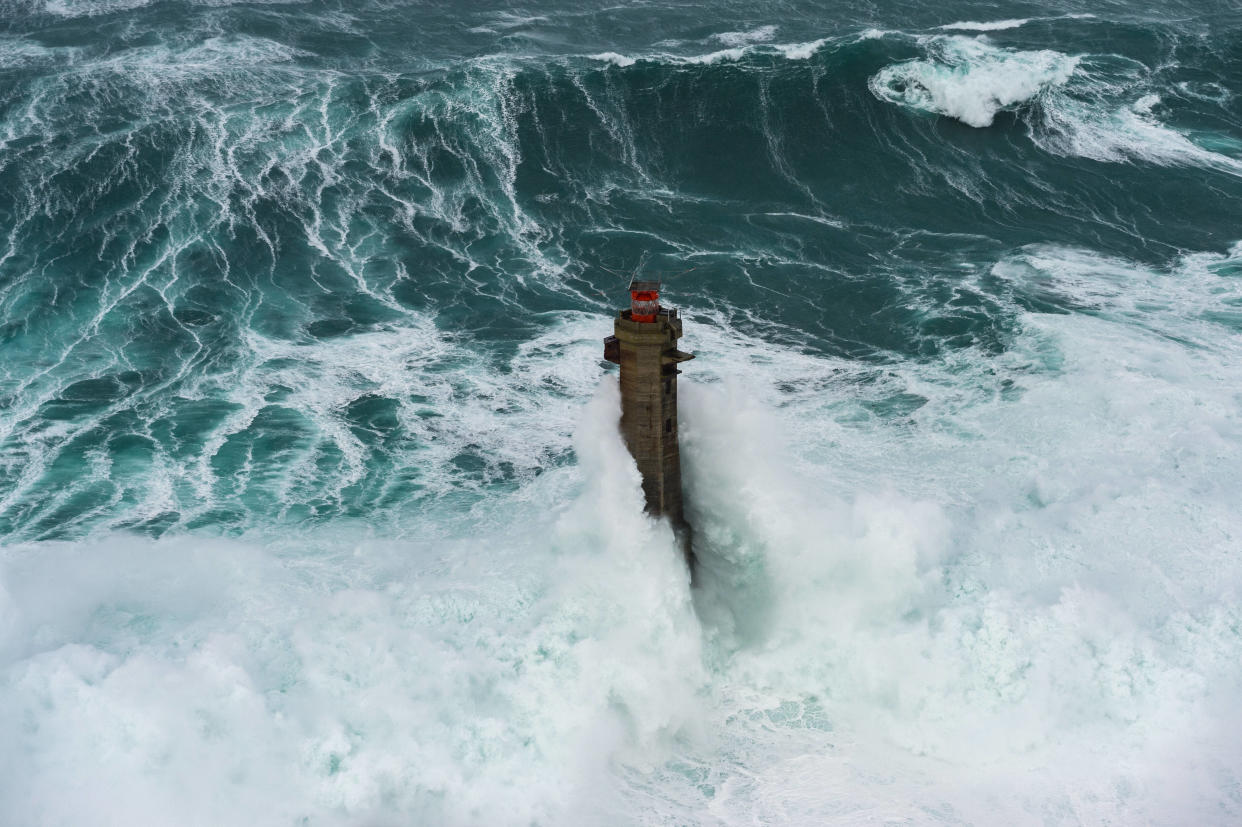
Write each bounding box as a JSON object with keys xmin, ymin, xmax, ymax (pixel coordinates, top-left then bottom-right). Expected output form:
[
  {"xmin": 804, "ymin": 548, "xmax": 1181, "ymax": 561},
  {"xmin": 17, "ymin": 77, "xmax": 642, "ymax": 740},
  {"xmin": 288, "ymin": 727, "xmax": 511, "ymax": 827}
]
[{"xmin": 1, "ymin": 0, "xmax": 1241, "ymax": 823}]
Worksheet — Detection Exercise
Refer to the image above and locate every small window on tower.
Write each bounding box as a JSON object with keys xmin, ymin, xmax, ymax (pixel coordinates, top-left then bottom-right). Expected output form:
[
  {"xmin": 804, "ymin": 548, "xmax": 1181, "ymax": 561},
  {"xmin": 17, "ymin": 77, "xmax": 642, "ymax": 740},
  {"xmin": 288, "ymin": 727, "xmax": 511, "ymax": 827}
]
[
  {"xmin": 664, "ymin": 419, "xmax": 673, "ymax": 434},
  {"xmin": 664, "ymin": 379, "xmax": 671, "ymax": 394}
]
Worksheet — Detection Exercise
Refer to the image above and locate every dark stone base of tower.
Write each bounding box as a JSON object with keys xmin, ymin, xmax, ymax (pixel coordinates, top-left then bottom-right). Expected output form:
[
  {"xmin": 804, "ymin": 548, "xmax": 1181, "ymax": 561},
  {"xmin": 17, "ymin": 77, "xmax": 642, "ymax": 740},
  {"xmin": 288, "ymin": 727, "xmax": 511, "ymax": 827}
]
[{"xmin": 603, "ymin": 281, "xmax": 694, "ymax": 569}]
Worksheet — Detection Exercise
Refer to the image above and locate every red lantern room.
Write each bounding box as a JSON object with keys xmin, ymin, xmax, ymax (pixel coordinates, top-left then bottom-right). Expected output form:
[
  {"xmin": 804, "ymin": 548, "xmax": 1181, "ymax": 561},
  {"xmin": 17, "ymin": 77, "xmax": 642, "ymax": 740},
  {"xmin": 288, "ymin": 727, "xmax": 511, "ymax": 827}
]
[{"xmin": 629, "ymin": 279, "xmax": 660, "ymax": 323}]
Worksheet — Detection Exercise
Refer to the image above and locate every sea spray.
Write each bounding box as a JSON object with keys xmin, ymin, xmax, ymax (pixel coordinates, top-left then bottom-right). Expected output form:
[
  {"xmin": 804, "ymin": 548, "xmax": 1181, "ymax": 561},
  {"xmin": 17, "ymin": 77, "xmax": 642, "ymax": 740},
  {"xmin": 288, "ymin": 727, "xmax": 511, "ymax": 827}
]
[
  {"xmin": 2, "ymin": 1, "xmax": 1242, "ymax": 823},
  {"xmin": 869, "ymin": 34, "xmax": 1242, "ymax": 174},
  {"xmin": 0, "ymin": 380, "xmax": 710, "ymax": 826},
  {"xmin": 869, "ymin": 36, "xmax": 1080, "ymax": 127}
]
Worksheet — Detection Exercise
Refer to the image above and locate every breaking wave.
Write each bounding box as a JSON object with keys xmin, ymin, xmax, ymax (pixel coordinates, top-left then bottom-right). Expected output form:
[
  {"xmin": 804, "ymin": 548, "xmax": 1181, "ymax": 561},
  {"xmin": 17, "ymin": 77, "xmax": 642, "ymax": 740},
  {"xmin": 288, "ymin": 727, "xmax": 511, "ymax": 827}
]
[
  {"xmin": 1, "ymin": 2, "xmax": 1242, "ymax": 824},
  {"xmin": 869, "ymin": 36, "xmax": 1080, "ymax": 128},
  {"xmin": 870, "ymin": 34, "xmax": 1242, "ymax": 175},
  {"xmin": 5, "ymin": 237, "xmax": 1242, "ymax": 822}
]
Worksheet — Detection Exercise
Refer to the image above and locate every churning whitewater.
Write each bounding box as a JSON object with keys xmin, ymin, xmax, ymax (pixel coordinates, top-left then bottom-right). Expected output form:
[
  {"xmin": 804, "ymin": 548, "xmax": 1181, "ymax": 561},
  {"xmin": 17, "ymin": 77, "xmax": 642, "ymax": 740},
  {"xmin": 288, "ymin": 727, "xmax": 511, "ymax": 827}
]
[{"xmin": 2, "ymin": 1, "xmax": 1241, "ymax": 824}]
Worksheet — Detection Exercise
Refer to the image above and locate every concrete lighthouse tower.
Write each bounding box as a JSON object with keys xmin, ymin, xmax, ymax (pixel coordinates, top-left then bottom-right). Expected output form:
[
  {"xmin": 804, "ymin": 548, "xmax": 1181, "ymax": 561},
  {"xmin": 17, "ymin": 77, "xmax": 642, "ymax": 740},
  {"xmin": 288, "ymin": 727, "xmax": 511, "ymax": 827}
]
[{"xmin": 603, "ymin": 280, "xmax": 694, "ymax": 560}]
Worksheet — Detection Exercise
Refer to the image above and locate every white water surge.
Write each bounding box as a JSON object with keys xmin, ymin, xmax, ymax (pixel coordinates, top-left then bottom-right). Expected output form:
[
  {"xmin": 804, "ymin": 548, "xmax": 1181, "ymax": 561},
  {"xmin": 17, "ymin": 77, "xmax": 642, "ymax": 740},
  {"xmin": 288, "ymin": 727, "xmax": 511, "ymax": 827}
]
[
  {"xmin": 871, "ymin": 35, "xmax": 1242, "ymax": 175},
  {"xmin": 3, "ymin": 244, "xmax": 1241, "ymax": 824},
  {"xmin": 870, "ymin": 36, "xmax": 1079, "ymax": 128}
]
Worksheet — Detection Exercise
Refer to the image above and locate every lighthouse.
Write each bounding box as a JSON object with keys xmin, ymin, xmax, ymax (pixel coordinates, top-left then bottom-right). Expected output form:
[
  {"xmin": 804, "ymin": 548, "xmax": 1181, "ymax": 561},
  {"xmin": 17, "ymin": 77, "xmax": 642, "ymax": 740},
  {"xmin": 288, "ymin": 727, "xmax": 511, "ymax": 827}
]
[{"xmin": 603, "ymin": 280, "xmax": 694, "ymax": 563}]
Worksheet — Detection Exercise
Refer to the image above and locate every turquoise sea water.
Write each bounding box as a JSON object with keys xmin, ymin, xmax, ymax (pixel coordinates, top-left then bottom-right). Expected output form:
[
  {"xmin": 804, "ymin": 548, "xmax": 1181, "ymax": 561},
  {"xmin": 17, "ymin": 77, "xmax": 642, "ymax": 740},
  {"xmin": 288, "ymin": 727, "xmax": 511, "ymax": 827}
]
[{"xmin": 2, "ymin": 1, "xmax": 1241, "ymax": 824}]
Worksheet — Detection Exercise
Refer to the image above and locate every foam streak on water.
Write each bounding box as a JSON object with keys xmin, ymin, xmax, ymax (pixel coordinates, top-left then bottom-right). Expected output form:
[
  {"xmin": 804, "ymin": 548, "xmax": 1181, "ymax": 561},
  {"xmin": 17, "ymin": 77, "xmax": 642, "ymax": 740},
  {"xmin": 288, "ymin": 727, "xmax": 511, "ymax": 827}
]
[{"xmin": 2, "ymin": 1, "xmax": 1242, "ymax": 824}]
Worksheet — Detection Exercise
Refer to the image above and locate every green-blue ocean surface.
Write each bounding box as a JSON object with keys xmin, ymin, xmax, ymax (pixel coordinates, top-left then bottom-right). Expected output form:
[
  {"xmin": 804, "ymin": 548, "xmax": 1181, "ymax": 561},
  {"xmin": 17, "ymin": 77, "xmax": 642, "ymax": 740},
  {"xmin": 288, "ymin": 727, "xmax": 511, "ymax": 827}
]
[{"xmin": 2, "ymin": 0, "xmax": 1241, "ymax": 823}]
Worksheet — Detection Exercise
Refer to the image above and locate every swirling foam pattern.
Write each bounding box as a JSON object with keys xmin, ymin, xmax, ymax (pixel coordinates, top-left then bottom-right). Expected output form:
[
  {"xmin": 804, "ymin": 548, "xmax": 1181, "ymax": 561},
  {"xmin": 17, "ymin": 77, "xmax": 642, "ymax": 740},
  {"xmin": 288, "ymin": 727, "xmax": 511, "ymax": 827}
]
[{"xmin": 1, "ymin": 1, "xmax": 1241, "ymax": 824}]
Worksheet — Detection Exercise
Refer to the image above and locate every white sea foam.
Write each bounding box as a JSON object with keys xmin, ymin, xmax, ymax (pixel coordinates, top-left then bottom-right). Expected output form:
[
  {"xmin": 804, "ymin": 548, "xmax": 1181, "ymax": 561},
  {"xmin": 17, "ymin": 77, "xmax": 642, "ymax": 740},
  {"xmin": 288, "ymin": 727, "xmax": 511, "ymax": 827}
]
[
  {"xmin": 673, "ymin": 47, "xmax": 748, "ymax": 66},
  {"xmin": 992, "ymin": 242, "xmax": 1242, "ymax": 338},
  {"xmin": 589, "ymin": 52, "xmax": 636, "ymax": 67},
  {"xmin": 871, "ymin": 36, "xmax": 1242, "ymax": 174},
  {"xmin": 48, "ymin": 34, "xmax": 307, "ymax": 89},
  {"xmin": 673, "ymin": 245, "xmax": 1242, "ymax": 822},
  {"xmin": 170, "ymin": 309, "xmax": 615, "ymax": 526},
  {"xmin": 10, "ymin": 242, "xmax": 1242, "ymax": 823},
  {"xmin": 870, "ymin": 36, "xmax": 1078, "ymax": 127},
  {"xmin": 45, "ymin": 0, "xmax": 302, "ymax": 13},
  {"xmin": 589, "ymin": 37, "xmax": 827, "ymax": 68},
  {"xmin": 1176, "ymin": 80, "xmax": 1232, "ymax": 103},
  {"xmin": 44, "ymin": 0, "xmax": 150, "ymax": 16},
  {"xmin": 689, "ymin": 38, "xmax": 827, "ymax": 64},
  {"xmin": 937, "ymin": 13, "xmax": 1095, "ymax": 32},
  {"xmin": 1032, "ymin": 89, "xmax": 1242, "ymax": 174},
  {"xmin": 0, "ymin": 39, "xmax": 82, "ymax": 69},
  {"xmin": 936, "ymin": 18, "xmax": 1030, "ymax": 32},
  {"xmin": 773, "ymin": 38, "xmax": 827, "ymax": 61},
  {"xmin": 0, "ymin": 381, "xmax": 704, "ymax": 826},
  {"xmin": 0, "ymin": 42, "xmax": 577, "ymax": 527},
  {"xmin": 2, "ymin": 24, "xmax": 1241, "ymax": 820},
  {"xmin": 467, "ymin": 13, "xmax": 550, "ymax": 34},
  {"xmin": 713, "ymin": 26, "xmax": 778, "ymax": 47}
]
